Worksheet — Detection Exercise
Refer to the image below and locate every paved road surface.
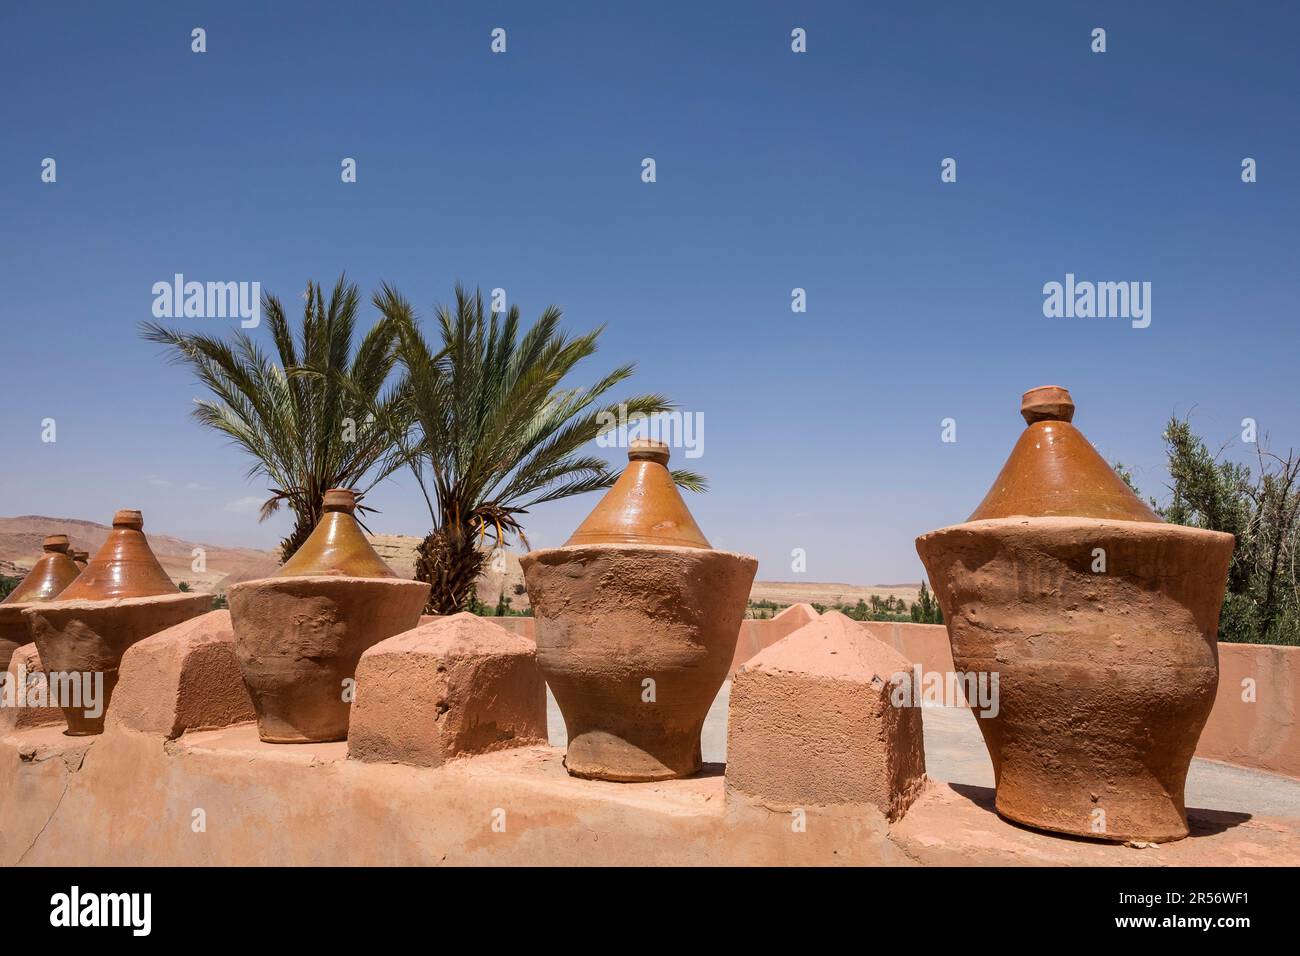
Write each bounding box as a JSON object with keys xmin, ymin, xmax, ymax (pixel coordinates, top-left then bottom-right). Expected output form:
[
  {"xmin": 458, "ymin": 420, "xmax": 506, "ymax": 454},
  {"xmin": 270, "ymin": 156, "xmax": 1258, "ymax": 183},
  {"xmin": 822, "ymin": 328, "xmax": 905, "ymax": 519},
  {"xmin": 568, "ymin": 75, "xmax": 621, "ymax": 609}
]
[{"xmin": 546, "ymin": 682, "xmax": 1300, "ymax": 817}]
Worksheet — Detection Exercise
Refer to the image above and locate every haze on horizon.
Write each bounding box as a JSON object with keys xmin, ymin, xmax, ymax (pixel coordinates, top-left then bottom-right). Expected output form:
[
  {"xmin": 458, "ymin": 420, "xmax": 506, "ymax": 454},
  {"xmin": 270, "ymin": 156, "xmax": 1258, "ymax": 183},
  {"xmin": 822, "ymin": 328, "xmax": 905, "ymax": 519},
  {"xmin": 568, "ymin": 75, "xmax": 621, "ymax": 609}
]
[{"xmin": 2, "ymin": 1, "xmax": 1297, "ymax": 584}]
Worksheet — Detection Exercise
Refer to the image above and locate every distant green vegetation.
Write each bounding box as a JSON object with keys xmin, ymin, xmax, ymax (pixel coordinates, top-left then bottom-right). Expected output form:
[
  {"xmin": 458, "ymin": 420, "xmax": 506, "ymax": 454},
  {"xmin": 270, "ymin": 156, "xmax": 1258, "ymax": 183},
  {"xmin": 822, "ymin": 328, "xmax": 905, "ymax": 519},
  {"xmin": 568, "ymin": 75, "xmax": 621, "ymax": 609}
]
[
  {"xmin": 467, "ymin": 593, "xmax": 531, "ymax": 617},
  {"xmin": 747, "ymin": 581, "xmax": 943, "ymax": 625},
  {"xmin": 0, "ymin": 574, "xmax": 20, "ymax": 602}
]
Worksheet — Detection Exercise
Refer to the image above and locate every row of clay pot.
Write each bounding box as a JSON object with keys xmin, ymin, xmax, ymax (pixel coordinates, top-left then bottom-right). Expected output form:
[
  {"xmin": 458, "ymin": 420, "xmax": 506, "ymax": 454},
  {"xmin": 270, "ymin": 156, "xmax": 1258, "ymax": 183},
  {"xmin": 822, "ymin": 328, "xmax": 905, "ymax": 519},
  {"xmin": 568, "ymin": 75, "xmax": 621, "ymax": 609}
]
[
  {"xmin": 2, "ymin": 511, "xmax": 212, "ymax": 733},
  {"xmin": 2, "ymin": 385, "xmax": 1234, "ymax": 846},
  {"xmin": 1, "ymin": 496, "xmax": 429, "ymax": 743},
  {"xmin": 515, "ymin": 387, "xmax": 1233, "ymax": 846}
]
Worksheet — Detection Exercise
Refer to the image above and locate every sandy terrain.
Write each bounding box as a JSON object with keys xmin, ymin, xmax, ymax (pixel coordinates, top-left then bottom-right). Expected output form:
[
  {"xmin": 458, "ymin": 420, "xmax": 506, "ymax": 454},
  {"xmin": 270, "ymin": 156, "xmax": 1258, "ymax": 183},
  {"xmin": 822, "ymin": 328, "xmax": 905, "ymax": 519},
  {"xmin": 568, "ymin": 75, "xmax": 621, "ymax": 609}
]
[
  {"xmin": 2, "ymin": 516, "xmax": 917, "ymax": 610},
  {"xmin": 0, "ymin": 515, "xmax": 279, "ymax": 593},
  {"xmin": 749, "ymin": 580, "xmax": 920, "ymax": 608}
]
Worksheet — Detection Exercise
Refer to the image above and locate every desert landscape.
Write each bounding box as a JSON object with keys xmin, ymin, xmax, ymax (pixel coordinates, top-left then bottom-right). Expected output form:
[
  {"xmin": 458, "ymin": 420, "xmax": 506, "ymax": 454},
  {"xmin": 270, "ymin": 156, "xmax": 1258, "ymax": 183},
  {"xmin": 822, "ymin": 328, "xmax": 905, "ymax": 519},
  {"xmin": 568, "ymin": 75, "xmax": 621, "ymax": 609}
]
[{"xmin": 0, "ymin": 515, "xmax": 918, "ymax": 612}]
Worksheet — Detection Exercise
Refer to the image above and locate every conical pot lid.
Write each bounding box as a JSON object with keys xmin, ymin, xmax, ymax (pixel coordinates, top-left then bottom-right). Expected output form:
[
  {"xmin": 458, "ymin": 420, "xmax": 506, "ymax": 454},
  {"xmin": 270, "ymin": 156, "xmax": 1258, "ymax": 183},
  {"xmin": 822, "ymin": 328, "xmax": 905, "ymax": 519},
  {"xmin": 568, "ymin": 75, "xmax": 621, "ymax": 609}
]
[
  {"xmin": 58, "ymin": 510, "xmax": 180, "ymax": 600},
  {"xmin": 72, "ymin": 550, "xmax": 89, "ymax": 570},
  {"xmin": 1, "ymin": 535, "xmax": 80, "ymax": 605},
  {"xmin": 276, "ymin": 488, "xmax": 398, "ymax": 578},
  {"xmin": 967, "ymin": 386, "xmax": 1161, "ymax": 522},
  {"xmin": 565, "ymin": 440, "xmax": 711, "ymax": 548}
]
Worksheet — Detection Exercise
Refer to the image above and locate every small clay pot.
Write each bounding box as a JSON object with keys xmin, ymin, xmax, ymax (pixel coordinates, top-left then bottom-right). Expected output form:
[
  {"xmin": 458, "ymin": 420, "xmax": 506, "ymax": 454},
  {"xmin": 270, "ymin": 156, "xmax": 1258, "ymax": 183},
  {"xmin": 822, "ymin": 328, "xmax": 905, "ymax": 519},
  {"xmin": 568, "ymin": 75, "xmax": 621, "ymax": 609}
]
[
  {"xmin": 1, "ymin": 534, "xmax": 81, "ymax": 670},
  {"xmin": 229, "ymin": 489, "xmax": 429, "ymax": 743},
  {"xmin": 2, "ymin": 535, "xmax": 80, "ymax": 607},
  {"xmin": 915, "ymin": 387, "xmax": 1234, "ymax": 843},
  {"xmin": 523, "ymin": 442, "xmax": 757, "ymax": 781}
]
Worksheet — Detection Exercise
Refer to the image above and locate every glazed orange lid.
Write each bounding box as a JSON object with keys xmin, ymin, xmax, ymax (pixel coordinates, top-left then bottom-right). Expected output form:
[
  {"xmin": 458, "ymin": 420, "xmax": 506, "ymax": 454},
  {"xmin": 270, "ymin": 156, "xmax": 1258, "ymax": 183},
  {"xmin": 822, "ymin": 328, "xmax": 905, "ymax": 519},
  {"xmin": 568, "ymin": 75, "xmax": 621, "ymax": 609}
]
[
  {"xmin": 58, "ymin": 510, "xmax": 181, "ymax": 601},
  {"xmin": 0, "ymin": 534, "xmax": 80, "ymax": 605},
  {"xmin": 968, "ymin": 386, "xmax": 1162, "ymax": 523},
  {"xmin": 276, "ymin": 488, "xmax": 398, "ymax": 578},
  {"xmin": 565, "ymin": 440, "xmax": 711, "ymax": 548}
]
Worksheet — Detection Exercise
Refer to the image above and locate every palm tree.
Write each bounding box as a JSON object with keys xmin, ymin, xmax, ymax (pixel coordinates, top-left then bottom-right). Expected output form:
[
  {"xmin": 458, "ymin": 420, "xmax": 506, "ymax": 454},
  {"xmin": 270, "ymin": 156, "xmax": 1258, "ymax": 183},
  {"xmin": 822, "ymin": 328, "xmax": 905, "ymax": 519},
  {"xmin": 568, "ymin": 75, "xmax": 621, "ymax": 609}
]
[
  {"xmin": 141, "ymin": 275, "xmax": 407, "ymax": 561},
  {"xmin": 370, "ymin": 283, "xmax": 705, "ymax": 614}
]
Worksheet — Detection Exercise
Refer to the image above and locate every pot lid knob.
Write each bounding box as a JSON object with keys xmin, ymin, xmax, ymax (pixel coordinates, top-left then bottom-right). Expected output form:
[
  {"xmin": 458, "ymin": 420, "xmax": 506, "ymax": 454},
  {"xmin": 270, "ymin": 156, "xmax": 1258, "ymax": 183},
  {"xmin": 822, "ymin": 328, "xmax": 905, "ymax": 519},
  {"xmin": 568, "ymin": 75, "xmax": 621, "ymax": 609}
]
[
  {"xmin": 43, "ymin": 534, "xmax": 70, "ymax": 552},
  {"xmin": 323, "ymin": 488, "xmax": 358, "ymax": 513},
  {"xmin": 112, "ymin": 509, "xmax": 144, "ymax": 530},
  {"xmin": 1020, "ymin": 386, "xmax": 1075, "ymax": 425},
  {"xmin": 627, "ymin": 439, "xmax": 670, "ymax": 465}
]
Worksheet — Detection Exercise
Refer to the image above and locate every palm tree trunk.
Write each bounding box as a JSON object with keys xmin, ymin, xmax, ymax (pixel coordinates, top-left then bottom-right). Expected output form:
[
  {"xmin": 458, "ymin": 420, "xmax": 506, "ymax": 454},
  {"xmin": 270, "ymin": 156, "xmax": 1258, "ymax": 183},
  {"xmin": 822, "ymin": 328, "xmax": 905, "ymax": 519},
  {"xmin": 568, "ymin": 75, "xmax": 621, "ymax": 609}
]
[{"xmin": 415, "ymin": 525, "xmax": 485, "ymax": 614}]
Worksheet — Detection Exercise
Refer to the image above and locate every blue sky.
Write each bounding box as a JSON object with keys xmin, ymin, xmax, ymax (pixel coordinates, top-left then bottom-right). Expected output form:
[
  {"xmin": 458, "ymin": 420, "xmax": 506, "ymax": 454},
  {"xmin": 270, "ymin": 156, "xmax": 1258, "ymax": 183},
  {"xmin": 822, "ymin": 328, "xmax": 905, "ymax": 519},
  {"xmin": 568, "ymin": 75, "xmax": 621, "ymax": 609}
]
[{"xmin": 2, "ymin": 1, "xmax": 1297, "ymax": 584}]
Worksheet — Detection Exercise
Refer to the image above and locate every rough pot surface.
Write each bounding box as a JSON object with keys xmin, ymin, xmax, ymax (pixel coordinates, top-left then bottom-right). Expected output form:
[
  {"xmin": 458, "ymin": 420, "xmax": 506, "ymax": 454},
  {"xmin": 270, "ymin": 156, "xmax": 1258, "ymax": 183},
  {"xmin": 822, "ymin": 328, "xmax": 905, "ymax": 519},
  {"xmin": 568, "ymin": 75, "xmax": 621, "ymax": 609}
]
[
  {"xmin": 522, "ymin": 543, "xmax": 756, "ymax": 781},
  {"xmin": 23, "ymin": 592, "xmax": 213, "ymax": 735},
  {"xmin": 916, "ymin": 516, "xmax": 1234, "ymax": 843},
  {"xmin": 0, "ymin": 606, "xmax": 33, "ymax": 674},
  {"xmin": 228, "ymin": 576, "xmax": 429, "ymax": 743}
]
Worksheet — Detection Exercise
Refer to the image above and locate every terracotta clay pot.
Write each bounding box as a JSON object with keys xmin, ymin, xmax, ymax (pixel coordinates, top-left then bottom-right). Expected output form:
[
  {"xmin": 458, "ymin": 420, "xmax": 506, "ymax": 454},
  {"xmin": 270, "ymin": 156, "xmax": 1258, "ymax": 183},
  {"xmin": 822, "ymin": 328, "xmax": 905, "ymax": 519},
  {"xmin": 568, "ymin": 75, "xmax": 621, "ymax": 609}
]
[
  {"xmin": 0, "ymin": 534, "xmax": 81, "ymax": 670},
  {"xmin": 58, "ymin": 510, "xmax": 178, "ymax": 601},
  {"xmin": 25, "ymin": 592, "xmax": 213, "ymax": 734},
  {"xmin": 915, "ymin": 387, "xmax": 1234, "ymax": 843},
  {"xmin": 24, "ymin": 511, "xmax": 210, "ymax": 734},
  {"xmin": 72, "ymin": 550, "xmax": 89, "ymax": 571},
  {"xmin": 522, "ymin": 441, "xmax": 757, "ymax": 781},
  {"xmin": 228, "ymin": 489, "xmax": 429, "ymax": 743}
]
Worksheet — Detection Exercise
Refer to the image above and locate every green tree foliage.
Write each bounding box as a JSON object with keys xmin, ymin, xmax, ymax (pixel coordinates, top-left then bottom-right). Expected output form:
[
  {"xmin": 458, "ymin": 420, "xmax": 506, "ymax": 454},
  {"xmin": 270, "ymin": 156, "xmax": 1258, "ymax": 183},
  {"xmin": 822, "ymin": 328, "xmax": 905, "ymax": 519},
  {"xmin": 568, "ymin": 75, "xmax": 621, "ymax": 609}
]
[
  {"xmin": 1117, "ymin": 416, "xmax": 1299, "ymax": 645},
  {"xmin": 142, "ymin": 276, "xmax": 408, "ymax": 562},
  {"xmin": 369, "ymin": 283, "xmax": 703, "ymax": 614},
  {"xmin": 910, "ymin": 580, "xmax": 943, "ymax": 624},
  {"xmin": 747, "ymin": 585, "xmax": 942, "ymax": 624}
]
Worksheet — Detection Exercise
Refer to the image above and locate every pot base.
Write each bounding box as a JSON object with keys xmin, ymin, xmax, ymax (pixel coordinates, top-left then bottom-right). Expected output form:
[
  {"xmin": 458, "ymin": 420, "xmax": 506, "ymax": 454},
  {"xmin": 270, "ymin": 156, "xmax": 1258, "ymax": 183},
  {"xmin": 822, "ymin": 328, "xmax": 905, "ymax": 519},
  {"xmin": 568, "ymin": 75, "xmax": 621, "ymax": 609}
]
[{"xmin": 563, "ymin": 730, "xmax": 703, "ymax": 782}]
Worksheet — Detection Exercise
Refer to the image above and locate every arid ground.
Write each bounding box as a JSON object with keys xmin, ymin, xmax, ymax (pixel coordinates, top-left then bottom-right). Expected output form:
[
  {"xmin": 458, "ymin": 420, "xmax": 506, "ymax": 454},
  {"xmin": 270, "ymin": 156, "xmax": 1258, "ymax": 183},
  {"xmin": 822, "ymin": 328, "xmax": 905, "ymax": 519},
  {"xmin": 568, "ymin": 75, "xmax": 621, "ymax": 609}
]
[{"xmin": 0, "ymin": 515, "xmax": 919, "ymax": 611}]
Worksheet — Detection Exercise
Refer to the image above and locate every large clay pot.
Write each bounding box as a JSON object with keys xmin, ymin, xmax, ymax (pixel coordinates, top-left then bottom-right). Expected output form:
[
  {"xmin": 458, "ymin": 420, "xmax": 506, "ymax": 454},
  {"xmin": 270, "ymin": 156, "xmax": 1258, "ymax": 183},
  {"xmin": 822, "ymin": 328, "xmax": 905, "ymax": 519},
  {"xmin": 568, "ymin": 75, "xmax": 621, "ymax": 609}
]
[
  {"xmin": 0, "ymin": 534, "xmax": 81, "ymax": 670},
  {"xmin": 915, "ymin": 386, "xmax": 1234, "ymax": 843},
  {"xmin": 25, "ymin": 511, "xmax": 210, "ymax": 734},
  {"xmin": 228, "ymin": 489, "xmax": 429, "ymax": 743},
  {"xmin": 522, "ymin": 441, "xmax": 757, "ymax": 781}
]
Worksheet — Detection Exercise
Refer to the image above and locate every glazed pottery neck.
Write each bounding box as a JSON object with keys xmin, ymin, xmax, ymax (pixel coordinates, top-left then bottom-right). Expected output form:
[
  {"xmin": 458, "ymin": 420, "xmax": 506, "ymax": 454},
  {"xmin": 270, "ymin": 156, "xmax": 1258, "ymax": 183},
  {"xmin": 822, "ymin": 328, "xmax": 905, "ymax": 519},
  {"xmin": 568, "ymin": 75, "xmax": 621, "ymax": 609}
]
[
  {"xmin": 58, "ymin": 510, "xmax": 180, "ymax": 601},
  {"xmin": 0, "ymin": 534, "xmax": 81, "ymax": 605},
  {"xmin": 968, "ymin": 386, "xmax": 1162, "ymax": 522},
  {"xmin": 276, "ymin": 488, "xmax": 398, "ymax": 578},
  {"xmin": 565, "ymin": 440, "xmax": 711, "ymax": 548}
]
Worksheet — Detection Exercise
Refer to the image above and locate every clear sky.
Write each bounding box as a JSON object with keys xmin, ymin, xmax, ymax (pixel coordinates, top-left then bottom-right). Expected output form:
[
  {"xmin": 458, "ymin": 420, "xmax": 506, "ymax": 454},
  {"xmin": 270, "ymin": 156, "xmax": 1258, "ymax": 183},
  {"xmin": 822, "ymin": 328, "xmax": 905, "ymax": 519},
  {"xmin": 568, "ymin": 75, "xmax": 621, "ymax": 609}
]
[{"xmin": 2, "ymin": 1, "xmax": 1297, "ymax": 584}]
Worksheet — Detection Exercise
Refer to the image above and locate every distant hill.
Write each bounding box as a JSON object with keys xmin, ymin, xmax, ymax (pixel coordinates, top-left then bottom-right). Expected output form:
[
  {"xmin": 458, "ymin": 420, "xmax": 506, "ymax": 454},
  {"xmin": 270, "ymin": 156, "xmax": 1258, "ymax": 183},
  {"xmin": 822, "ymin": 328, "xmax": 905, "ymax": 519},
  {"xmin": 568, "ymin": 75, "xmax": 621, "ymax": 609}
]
[
  {"xmin": 0, "ymin": 516, "xmax": 529, "ymax": 606},
  {"xmin": 0, "ymin": 516, "xmax": 916, "ymax": 612},
  {"xmin": 0, "ymin": 514, "xmax": 280, "ymax": 593}
]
